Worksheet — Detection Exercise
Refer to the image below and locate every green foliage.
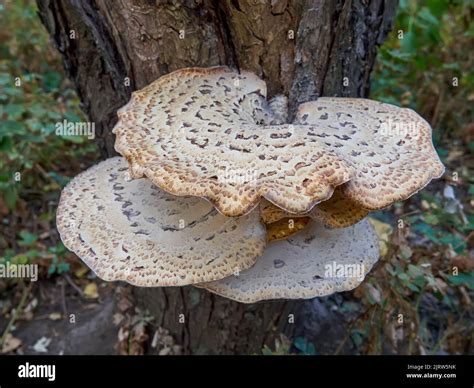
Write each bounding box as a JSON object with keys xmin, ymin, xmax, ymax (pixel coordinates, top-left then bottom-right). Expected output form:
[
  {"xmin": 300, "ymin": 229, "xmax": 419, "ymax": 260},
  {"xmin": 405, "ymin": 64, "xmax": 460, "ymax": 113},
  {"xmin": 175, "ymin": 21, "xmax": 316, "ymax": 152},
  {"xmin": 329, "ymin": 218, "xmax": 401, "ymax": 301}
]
[
  {"xmin": 354, "ymin": 0, "xmax": 474, "ymax": 355},
  {"xmin": 0, "ymin": 1, "xmax": 98, "ymax": 211},
  {"xmin": 293, "ymin": 337, "xmax": 316, "ymax": 355},
  {"xmin": 371, "ymin": 0, "xmax": 474, "ymax": 142},
  {"xmin": 0, "ymin": 1, "xmax": 98, "ymax": 277},
  {"xmin": 409, "ymin": 192, "xmax": 472, "ymax": 254}
]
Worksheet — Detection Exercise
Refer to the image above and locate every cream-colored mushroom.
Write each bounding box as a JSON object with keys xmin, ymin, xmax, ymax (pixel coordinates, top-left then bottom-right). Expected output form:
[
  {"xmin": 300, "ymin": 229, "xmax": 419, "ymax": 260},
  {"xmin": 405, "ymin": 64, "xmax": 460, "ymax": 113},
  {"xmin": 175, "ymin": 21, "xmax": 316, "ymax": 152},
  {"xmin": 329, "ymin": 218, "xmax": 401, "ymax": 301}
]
[
  {"xmin": 295, "ymin": 98, "xmax": 445, "ymax": 209},
  {"xmin": 56, "ymin": 157, "xmax": 266, "ymax": 287},
  {"xmin": 197, "ymin": 219, "xmax": 379, "ymax": 303},
  {"xmin": 113, "ymin": 66, "xmax": 353, "ymax": 217},
  {"xmin": 114, "ymin": 67, "xmax": 444, "ymax": 219}
]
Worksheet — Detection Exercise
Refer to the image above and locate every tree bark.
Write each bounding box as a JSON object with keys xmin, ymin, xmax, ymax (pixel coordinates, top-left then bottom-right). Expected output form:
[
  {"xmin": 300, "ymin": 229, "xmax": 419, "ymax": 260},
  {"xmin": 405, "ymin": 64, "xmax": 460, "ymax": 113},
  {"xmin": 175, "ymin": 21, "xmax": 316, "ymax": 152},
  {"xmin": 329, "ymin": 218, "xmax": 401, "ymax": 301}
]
[{"xmin": 37, "ymin": 0, "xmax": 397, "ymax": 354}]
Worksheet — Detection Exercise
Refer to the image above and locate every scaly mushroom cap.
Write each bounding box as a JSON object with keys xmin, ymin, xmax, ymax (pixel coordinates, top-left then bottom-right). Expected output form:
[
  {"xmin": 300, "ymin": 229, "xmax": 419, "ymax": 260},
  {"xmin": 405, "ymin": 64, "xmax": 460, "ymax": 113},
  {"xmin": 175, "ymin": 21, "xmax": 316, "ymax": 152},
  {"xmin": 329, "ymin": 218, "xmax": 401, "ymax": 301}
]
[
  {"xmin": 113, "ymin": 67, "xmax": 353, "ymax": 217},
  {"xmin": 114, "ymin": 68, "xmax": 444, "ymax": 217},
  {"xmin": 198, "ymin": 218, "xmax": 379, "ymax": 303},
  {"xmin": 260, "ymin": 187, "xmax": 369, "ymax": 228},
  {"xmin": 295, "ymin": 98, "xmax": 445, "ymax": 210},
  {"xmin": 56, "ymin": 157, "xmax": 266, "ymax": 287}
]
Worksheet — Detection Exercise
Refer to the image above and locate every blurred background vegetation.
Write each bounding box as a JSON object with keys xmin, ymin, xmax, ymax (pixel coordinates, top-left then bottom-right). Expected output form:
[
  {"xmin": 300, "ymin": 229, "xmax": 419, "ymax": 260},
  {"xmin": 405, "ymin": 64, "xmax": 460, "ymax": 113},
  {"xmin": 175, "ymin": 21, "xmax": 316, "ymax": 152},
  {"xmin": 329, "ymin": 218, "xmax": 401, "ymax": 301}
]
[{"xmin": 0, "ymin": 0, "xmax": 472, "ymax": 355}]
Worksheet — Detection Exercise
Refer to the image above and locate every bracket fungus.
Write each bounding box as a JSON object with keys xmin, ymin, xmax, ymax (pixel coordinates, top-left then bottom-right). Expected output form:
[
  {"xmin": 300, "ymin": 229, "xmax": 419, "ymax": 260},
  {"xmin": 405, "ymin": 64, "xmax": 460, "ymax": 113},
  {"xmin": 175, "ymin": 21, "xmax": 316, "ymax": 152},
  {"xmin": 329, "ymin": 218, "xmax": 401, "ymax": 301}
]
[
  {"xmin": 56, "ymin": 157, "xmax": 266, "ymax": 287},
  {"xmin": 57, "ymin": 66, "xmax": 445, "ymax": 303},
  {"xmin": 113, "ymin": 67, "xmax": 444, "ymax": 217},
  {"xmin": 197, "ymin": 219, "xmax": 379, "ymax": 303}
]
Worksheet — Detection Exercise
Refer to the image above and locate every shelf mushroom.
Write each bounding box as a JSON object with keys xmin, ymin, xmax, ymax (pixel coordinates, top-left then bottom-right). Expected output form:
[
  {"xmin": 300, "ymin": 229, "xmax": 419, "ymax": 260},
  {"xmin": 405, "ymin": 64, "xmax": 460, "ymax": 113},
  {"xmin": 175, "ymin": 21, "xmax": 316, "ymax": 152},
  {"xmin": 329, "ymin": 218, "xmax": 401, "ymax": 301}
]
[
  {"xmin": 113, "ymin": 67, "xmax": 444, "ymax": 219},
  {"xmin": 113, "ymin": 67, "xmax": 353, "ymax": 217},
  {"xmin": 197, "ymin": 219, "xmax": 379, "ymax": 303},
  {"xmin": 56, "ymin": 157, "xmax": 266, "ymax": 286},
  {"xmin": 57, "ymin": 66, "xmax": 445, "ymax": 303}
]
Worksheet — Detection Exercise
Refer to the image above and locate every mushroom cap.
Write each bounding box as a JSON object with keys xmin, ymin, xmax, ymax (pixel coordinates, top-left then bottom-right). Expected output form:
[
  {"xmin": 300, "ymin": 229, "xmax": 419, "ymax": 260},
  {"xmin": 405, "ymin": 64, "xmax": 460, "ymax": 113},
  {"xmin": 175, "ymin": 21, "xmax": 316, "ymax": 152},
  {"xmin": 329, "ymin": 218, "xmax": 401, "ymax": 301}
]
[
  {"xmin": 113, "ymin": 66, "xmax": 353, "ymax": 217},
  {"xmin": 198, "ymin": 218, "xmax": 379, "ymax": 303},
  {"xmin": 295, "ymin": 98, "xmax": 445, "ymax": 210},
  {"xmin": 114, "ymin": 67, "xmax": 444, "ymax": 217},
  {"xmin": 56, "ymin": 157, "xmax": 266, "ymax": 287},
  {"xmin": 260, "ymin": 187, "xmax": 369, "ymax": 228}
]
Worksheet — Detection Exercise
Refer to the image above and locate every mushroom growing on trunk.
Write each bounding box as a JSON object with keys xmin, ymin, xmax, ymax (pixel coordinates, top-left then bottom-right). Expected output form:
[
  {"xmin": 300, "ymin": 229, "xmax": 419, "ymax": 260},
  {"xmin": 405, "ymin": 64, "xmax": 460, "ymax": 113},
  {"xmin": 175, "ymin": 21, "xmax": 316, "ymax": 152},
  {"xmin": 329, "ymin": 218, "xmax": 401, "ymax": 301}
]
[{"xmin": 57, "ymin": 67, "xmax": 444, "ymax": 303}]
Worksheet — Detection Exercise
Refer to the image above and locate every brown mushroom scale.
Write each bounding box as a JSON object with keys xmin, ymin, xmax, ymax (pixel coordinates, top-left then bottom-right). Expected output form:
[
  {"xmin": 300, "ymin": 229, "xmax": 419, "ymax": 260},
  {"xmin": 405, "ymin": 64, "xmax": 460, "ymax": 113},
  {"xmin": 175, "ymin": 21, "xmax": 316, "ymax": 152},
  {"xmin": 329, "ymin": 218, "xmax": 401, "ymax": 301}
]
[{"xmin": 57, "ymin": 66, "xmax": 445, "ymax": 303}]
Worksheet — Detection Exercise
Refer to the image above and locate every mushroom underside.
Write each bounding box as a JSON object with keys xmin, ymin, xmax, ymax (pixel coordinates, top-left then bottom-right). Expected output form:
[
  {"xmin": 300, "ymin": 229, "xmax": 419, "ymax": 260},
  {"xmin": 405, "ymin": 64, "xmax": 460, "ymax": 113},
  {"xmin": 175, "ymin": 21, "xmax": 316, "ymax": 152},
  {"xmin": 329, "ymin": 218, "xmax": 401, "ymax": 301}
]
[{"xmin": 260, "ymin": 187, "xmax": 369, "ymax": 228}]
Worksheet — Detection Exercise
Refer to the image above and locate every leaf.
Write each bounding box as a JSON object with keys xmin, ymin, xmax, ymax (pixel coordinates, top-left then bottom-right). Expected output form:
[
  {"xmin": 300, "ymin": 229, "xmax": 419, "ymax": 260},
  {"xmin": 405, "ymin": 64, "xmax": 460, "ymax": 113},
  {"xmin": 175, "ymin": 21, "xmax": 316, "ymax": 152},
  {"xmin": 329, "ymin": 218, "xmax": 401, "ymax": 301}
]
[
  {"xmin": 32, "ymin": 337, "xmax": 51, "ymax": 353},
  {"xmin": 0, "ymin": 120, "xmax": 25, "ymax": 136},
  {"xmin": 423, "ymin": 213, "xmax": 439, "ymax": 225},
  {"xmin": 418, "ymin": 8, "xmax": 440, "ymax": 26},
  {"xmin": 365, "ymin": 284, "xmax": 382, "ymax": 305},
  {"xmin": 368, "ymin": 217, "xmax": 392, "ymax": 256},
  {"xmin": 400, "ymin": 31, "xmax": 418, "ymax": 54},
  {"xmin": 42, "ymin": 71, "xmax": 62, "ymax": 92},
  {"xmin": 350, "ymin": 331, "xmax": 364, "ymax": 348},
  {"xmin": 18, "ymin": 230, "xmax": 38, "ymax": 246},
  {"xmin": 56, "ymin": 262, "xmax": 70, "ymax": 274},
  {"xmin": 293, "ymin": 337, "xmax": 316, "ymax": 355},
  {"xmin": 447, "ymin": 273, "xmax": 474, "ymax": 290},
  {"xmin": 74, "ymin": 265, "xmax": 89, "ymax": 279},
  {"xmin": 83, "ymin": 282, "xmax": 99, "ymax": 299},
  {"xmin": 1, "ymin": 334, "xmax": 22, "ymax": 354},
  {"xmin": 4, "ymin": 103, "xmax": 25, "ymax": 119},
  {"xmin": 4, "ymin": 186, "xmax": 18, "ymax": 210},
  {"xmin": 48, "ymin": 312, "xmax": 62, "ymax": 321}
]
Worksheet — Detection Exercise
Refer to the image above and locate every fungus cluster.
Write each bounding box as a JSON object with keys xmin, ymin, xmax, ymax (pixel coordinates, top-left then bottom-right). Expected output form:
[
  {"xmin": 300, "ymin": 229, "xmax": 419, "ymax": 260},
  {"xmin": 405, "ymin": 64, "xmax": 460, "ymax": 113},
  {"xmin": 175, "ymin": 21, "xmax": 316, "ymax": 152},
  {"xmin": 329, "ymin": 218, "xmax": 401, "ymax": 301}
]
[{"xmin": 57, "ymin": 67, "xmax": 444, "ymax": 303}]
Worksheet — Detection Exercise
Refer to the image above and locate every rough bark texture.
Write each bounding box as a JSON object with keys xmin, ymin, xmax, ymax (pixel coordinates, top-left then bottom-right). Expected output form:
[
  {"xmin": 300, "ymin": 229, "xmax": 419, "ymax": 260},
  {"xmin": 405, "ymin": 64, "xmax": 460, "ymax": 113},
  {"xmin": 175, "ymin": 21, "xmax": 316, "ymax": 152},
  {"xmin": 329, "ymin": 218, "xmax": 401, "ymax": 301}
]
[{"xmin": 37, "ymin": 0, "xmax": 397, "ymax": 354}]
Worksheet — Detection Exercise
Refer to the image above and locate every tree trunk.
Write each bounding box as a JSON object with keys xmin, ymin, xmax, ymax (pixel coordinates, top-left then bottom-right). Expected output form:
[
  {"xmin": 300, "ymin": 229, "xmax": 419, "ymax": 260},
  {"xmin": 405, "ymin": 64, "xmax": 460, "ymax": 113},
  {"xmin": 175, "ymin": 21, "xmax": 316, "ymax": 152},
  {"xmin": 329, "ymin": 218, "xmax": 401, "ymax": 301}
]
[{"xmin": 37, "ymin": 0, "xmax": 397, "ymax": 354}]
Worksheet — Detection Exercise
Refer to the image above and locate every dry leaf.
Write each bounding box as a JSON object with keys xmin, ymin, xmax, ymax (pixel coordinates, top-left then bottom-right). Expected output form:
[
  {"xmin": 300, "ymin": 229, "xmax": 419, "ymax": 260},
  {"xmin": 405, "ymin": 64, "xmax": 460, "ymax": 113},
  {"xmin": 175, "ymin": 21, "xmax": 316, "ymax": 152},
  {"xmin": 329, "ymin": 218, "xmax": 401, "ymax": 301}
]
[
  {"xmin": 451, "ymin": 255, "xmax": 474, "ymax": 272},
  {"xmin": 1, "ymin": 334, "xmax": 22, "ymax": 353},
  {"xmin": 49, "ymin": 312, "xmax": 62, "ymax": 321},
  {"xmin": 32, "ymin": 337, "xmax": 51, "ymax": 353},
  {"xmin": 369, "ymin": 217, "xmax": 392, "ymax": 256},
  {"xmin": 112, "ymin": 313, "xmax": 124, "ymax": 326},
  {"xmin": 74, "ymin": 265, "xmax": 89, "ymax": 279},
  {"xmin": 83, "ymin": 283, "xmax": 99, "ymax": 299}
]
